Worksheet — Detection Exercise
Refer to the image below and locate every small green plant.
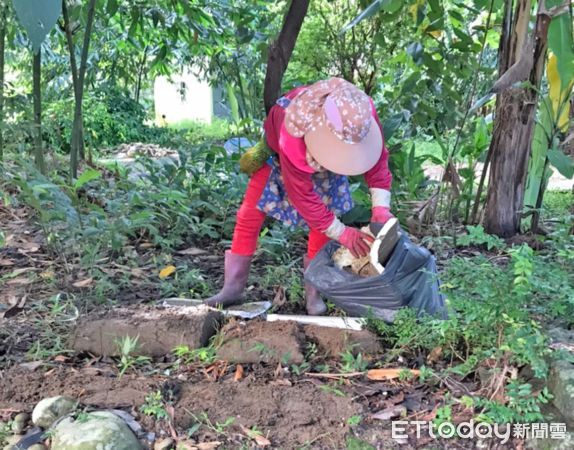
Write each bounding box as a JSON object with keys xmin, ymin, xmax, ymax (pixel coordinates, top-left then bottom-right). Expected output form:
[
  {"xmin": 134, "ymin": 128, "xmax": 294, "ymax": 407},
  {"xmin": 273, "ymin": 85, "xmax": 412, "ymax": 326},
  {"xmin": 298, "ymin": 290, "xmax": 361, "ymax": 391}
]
[
  {"xmin": 433, "ymin": 404, "xmax": 453, "ymax": 428},
  {"xmin": 116, "ymin": 335, "xmax": 151, "ymax": 377},
  {"xmin": 140, "ymin": 391, "xmax": 169, "ymax": 420},
  {"xmin": 345, "ymin": 436, "xmax": 376, "ymax": 450},
  {"xmin": 187, "ymin": 412, "xmax": 235, "ymax": 437},
  {"xmin": 347, "ymin": 415, "xmax": 362, "ymax": 426},
  {"xmin": 509, "ymin": 244, "xmax": 534, "ymax": 295},
  {"xmin": 340, "ymin": 348, "xmax": 368, "ymax": 373},
  {"xmin": 74, "ymin": 411, "xmax": 92, "ymax": 423},
  {"xmin": 457, "ymin": 225, "xmax": 506, "ymax": 250},
  {"xmin": 249, "ymin": 342, "xmax": 275, "ymax": 359},
  {"xmin": 319, "ymin": 384, "xmax": 346, "ymax": 397},
  {"xmin": 418, "ymin": 365, "xmax": 434, "ymax": 383},
  {"xmin": 173, "ymin": 344, "xmax": 217, "ymax": 365},
  {"xmin": 290, "ymin": 361, "xmax": 311, "ymax": 376},
  {"xmin": 475, "ymin": 382, "xmax": 552, "ymax": 423},
  {"xmin": 398, "ymin": 367, "xmax": 416, "ymax": 381}
]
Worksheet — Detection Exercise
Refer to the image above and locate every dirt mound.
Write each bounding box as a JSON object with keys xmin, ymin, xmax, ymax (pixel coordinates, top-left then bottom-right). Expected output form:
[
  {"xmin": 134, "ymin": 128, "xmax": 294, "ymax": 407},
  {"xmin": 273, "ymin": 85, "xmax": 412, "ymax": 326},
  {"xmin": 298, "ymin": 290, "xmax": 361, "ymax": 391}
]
[
  {"xmin": 216, "ymin": 320, "xmax": 306, "ymax": 364},
  {"xmin": 216, "ymin": 319, "xmax": 382, "ymax": 364},
  {"xmin": 0, "ymin": 366, "xmax": 155, "ymax": 412}
]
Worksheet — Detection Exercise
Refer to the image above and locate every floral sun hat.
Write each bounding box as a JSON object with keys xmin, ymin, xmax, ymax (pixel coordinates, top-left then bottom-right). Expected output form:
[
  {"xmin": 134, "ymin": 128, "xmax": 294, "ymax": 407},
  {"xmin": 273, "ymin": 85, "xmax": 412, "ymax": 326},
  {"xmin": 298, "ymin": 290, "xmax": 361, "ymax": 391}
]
[{"xmin": 284, "ymin": 77, "xmax": 382, "ymax": 176}]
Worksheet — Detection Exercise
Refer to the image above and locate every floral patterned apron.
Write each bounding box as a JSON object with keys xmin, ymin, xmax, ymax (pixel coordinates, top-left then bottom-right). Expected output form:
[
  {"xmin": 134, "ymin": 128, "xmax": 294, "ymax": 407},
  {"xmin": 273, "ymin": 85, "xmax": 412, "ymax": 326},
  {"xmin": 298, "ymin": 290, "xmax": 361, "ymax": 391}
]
[{"xmin": 256, "ymin": 96, "xmax": 354, "ymax": 230}]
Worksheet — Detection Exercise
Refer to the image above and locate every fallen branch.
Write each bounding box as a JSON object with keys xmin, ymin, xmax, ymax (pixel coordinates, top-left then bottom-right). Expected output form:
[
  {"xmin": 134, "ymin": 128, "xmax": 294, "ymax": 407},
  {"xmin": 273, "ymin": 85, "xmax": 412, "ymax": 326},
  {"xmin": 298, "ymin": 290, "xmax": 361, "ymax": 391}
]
[{"xmin": 305, "ymin": 371, "xmax": 364, "ymax": 380}]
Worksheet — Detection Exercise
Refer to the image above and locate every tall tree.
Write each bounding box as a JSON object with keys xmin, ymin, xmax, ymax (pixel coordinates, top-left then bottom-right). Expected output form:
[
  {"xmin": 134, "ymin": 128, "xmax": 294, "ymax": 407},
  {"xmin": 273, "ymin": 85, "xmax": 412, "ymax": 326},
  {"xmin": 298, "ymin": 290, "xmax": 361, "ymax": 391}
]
[
  {"xmin": 12, "ymin": 0, "xmax": 61, "ymax": 174},
  {"xmin": 62, "ymin": 0, "xmax": 97, "ymax": 178},
  {"xmin": 263, "ymin": 0, "xmax": 310, "ymax": 113},
  {"xmin": 0, "ymin": 0, "xmax": 7, "ymax": 162},
  {"xmin": 484, "ymin": 0, "xmax": 560, "ymax": 237}
]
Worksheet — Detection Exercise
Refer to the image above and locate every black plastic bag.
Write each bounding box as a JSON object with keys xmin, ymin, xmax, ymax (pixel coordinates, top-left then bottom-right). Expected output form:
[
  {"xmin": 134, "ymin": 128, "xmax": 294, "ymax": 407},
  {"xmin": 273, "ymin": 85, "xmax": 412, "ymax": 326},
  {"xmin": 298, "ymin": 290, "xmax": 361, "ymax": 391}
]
[{"xmin": 305, "ymin": 233, "xmax": 448, "ymax": 322}]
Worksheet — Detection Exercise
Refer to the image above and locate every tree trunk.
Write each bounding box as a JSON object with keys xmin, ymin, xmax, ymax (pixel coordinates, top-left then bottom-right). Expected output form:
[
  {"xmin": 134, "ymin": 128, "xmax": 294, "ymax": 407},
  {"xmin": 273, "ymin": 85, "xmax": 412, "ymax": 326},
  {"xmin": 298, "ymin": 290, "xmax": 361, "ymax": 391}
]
[
  {"xmin": 263, "ymin": 0, "xmax": 310, "ymax": 114},
  {"xmin": 134, "ymin": 47, "xmax": 147, "ymax": 103},
  {"xmin": 33, "ymin": 50, "xmax": 45, "ymax": 173},
  {"xmin": 0, "ymin": 1, "xmax": 6, "ymax": 162},
  {"xmin": 484, "ymin": 0, "xmax": 552, "ymax": 237},
  {"xmin": 70, "ymin": 0, "xmax": 97, "ymax": 178}
]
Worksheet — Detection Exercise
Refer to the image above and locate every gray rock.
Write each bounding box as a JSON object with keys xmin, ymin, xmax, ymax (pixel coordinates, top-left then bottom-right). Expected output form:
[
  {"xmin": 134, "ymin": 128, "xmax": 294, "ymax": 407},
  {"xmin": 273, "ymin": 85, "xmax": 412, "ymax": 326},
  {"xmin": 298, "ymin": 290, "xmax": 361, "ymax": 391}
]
[
  {"xmin": 32, "ymin": 396, "xmax": 78, "ymax": 429},
  {"xmin": 2, "ymin": 434, "xmax": 22, "ymax": 448},
  {"xmin": 28, "ymin": 445, "xmax": 48, "ymax": 450},
  {"xmin": 154, "ymin": 438, "xmax": 174, "ymax": 450},
  {"xmin": 51, "ymin": 411, "xmax": 142, "ymax": 450},
  {"xmin": 525, "ymin": 431, "xmax": 573, "ymax": 450},
  {"xmin": 548, "ymin": 360, "xmax": 574, "ymax": 422},
  {"xmin": 11, "ymin": 412, "xmax": 29, "ymax": 434}
]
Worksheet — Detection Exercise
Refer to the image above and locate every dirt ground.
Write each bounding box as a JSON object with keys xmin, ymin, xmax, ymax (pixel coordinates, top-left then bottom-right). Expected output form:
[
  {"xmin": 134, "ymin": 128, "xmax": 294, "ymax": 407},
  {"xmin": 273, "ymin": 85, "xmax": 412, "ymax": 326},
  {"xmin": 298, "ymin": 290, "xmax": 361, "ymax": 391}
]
[
  {"xmin": 0, "ymin": 354, "xmax": 528, "ymax": 449},
  {"xmin": 0, "ymin": 194, "xmax": 534, "ymax": 449}
]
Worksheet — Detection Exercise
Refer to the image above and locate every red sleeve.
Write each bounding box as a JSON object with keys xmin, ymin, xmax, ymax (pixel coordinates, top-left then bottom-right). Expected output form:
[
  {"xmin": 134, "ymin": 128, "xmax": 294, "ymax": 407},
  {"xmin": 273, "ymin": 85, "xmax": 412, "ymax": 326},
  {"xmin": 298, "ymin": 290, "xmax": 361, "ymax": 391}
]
[
  {"xmin": 278, "ymin": 151, "xmax": 336, "ymax": 232},
  {"xmin": 364, "ymin": 100, "xmax": 392, "ymax": 190}
]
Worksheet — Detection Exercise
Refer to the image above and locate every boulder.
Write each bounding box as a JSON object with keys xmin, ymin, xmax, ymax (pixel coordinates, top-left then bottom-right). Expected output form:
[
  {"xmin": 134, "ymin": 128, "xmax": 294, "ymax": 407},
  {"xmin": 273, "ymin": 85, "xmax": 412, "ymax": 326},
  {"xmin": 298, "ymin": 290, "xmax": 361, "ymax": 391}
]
[
  {"xmin": 11, "ymin": 412, "xmax": 29, "ymax": 434},
  {"xmin": 548, "ymin": 360, "xmax": 574, "ymax": 423},
  {"xmin": 525, "ymin": 431, "xmax": 573, "ymax": 450},
  {"xmin": 32, "ymin": 396, "xmax": 77, "ymax": 429},
  {"xmin": 51, "ymin": 411, "xmax": 142, "ymax": 450}
]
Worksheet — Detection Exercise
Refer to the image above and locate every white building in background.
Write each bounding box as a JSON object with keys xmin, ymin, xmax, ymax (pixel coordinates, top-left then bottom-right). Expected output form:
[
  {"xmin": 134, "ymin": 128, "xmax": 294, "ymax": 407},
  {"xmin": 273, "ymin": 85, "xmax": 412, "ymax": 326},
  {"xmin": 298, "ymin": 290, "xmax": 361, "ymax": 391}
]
[{"xmin": 153, "ymin": 71, "xmax": 226, "ymax": 126}]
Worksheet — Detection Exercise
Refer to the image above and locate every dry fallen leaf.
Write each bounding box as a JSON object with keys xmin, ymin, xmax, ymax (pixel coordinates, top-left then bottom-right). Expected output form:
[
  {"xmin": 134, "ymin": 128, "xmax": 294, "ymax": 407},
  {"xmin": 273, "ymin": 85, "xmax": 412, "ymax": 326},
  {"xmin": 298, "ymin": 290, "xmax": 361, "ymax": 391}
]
[
  {"xmin": 159, "ymin": 265, "xmax": 176, "ymax": 279},
  {"xmin": 0, "ymin": 259, "xmax": 15, "ymax": 266},
  {"xmin": 6, "ymin": 277, "xmax": 32, "ymax": 286},
  {"xmin": 20, "ymin": 361, "xmax": 44, "ymax": 371},
  {"xmin": 9, "ymin": 267, "xmax": 34, "ymax": 277},
  {"xmin": 40, "ymin": 271, "xmax": 55, "ymax": 280},
  {"xmin": 195, "ymin": 442, "xmax": 222, "ymax": 450},
  {"xmin": 18, "ymin": 241, "xmax": 40, "ymax": 252},
  {"xmin": 371, "ymin": 405, "xmax": 407, "ymax": 421},
  {"xmin": 270, "ymin": 379, "xmax": 292, "ymax": 387},
  {"xmin": 427, "ymin": 346, "xmax": 443, "ymax": 364},
  {"xmin": 367, "ymin": 368, "xmax": 421, "ymax": 381},
  {"xmin": 240, "ymin": 425, "xmax": 271, "ymax": 448},
  {"xmin": 177, "ymin": 247, "xmax": 207, "ymax": 256},
  {"xmin": 54, "ymin": 355, "xmax": 69, "ymax": 363},
  {"xmin": 73, "ymin": 278, "xmax": 94, "ymax": 288},
  {"xmin": 234, "ymin": 364, "xmax": 244, "ymax": 382},
  {"xmin": 253, "ymin": 434, "xmax": 272, "ymax": 447},
  {"xmin": 272, "ymin": 286, "xmax": 286, "ymax": 307}
]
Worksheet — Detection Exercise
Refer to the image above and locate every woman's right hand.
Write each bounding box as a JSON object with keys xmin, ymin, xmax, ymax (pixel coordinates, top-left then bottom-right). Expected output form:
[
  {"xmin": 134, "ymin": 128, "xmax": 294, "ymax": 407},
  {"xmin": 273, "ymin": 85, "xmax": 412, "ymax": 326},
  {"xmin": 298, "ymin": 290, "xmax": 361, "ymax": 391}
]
[{"xmin": 338, "ymin": 226, "xmax": 374, "ymax": 258}]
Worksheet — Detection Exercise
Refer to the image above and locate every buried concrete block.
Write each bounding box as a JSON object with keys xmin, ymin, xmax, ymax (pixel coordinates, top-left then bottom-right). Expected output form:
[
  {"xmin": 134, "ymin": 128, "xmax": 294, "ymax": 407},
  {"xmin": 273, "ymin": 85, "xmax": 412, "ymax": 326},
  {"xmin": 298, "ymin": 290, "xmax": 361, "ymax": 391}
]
[{"xmin": 71, "ymin": 306, "xmax": 222, "ymax": 357}]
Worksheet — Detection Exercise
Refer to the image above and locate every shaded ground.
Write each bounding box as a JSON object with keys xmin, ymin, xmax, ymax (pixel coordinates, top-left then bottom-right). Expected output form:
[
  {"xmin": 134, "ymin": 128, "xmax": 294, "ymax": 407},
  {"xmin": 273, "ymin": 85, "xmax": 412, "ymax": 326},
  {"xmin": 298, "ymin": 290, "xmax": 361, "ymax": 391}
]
[
  {"xmin": 0, "ymin": 174, "xmax": 567, "ymax": 449},
  {"xmin": 0, "ymin": 345, "xmax": 528, "ymax": 449}
]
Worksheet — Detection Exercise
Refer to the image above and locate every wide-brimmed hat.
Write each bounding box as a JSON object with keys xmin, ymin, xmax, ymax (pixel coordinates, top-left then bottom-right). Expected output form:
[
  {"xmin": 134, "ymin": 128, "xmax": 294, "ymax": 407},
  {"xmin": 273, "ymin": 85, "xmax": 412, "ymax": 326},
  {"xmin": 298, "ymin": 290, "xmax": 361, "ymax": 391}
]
[{"xmin": 284, "ymin": 77, "xmax": 382, "ymax": 176}]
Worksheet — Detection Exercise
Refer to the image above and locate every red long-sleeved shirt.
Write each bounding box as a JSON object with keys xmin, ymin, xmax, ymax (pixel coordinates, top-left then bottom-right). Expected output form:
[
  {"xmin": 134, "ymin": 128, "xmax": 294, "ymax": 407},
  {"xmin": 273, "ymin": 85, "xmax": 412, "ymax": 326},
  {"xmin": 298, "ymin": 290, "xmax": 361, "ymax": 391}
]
[{"xmin": 263, "ymin": 87, "xmax": 392, "ymax": 232}]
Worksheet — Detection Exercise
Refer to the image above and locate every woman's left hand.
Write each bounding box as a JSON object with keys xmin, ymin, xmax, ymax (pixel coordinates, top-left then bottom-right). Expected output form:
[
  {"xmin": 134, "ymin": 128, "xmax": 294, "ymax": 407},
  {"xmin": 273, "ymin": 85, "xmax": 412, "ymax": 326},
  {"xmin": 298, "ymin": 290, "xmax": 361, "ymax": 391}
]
[{"xmin": 370, "ymin": 206, "xmax": 394, "ymax": 235}]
